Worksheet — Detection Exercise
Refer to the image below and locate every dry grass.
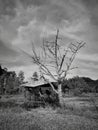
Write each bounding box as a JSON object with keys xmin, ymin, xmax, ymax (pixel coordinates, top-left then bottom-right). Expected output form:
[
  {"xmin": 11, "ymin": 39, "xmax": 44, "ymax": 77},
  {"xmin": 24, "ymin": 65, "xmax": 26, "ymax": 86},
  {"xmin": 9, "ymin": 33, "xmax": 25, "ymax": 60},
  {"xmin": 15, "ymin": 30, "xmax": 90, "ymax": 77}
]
[{"xmin": 0, "ymin": 94, "xmax": 98, "ymax": 130}]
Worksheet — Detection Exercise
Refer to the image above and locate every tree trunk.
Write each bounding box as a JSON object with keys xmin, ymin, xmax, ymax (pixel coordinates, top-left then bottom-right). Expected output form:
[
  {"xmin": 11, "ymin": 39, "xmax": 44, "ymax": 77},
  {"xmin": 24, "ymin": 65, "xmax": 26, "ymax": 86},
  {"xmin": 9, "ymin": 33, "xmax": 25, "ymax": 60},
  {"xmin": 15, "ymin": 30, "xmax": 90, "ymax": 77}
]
[{"xmin": 58, "ymin": 83, "xmax": 64, "ymax": 107}]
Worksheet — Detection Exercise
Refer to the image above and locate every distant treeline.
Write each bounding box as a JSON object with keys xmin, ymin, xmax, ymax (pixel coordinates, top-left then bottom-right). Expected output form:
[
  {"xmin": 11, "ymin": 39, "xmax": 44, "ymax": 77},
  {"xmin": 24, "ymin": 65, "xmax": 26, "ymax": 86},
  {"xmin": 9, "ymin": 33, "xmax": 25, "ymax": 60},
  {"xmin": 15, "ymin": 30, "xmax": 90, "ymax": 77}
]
[
  {"xmin": 62, "ymin": 76, "xmax": 98, "ymax": 95},
  {"xmin": 0, "ymin": 65, "xmax": 98, "ymax": 95}
]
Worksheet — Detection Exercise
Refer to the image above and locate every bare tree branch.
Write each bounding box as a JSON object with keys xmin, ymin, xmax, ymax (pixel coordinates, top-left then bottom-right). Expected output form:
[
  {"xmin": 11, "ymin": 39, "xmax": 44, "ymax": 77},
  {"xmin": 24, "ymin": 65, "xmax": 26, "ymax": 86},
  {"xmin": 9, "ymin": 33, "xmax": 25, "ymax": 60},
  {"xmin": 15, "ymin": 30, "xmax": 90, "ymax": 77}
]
[
  {"xmin": 22, "ymin": 29, "xmax": 86, "ymax": 97},
  {"xmin": 39, "ymin": 67, "xmax": 58, "ymax": 94}
]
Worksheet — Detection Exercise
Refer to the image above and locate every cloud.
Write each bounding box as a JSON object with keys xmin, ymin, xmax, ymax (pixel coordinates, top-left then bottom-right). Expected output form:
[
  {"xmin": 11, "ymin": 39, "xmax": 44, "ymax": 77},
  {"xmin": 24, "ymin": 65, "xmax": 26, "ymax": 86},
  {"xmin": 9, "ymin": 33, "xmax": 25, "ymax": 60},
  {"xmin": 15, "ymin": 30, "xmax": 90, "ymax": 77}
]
[
  {"xmin": 77, "ymin": 53, "xmax": 98, "ymax": 62},
  {"xmin": 0, "ymin": 0, "xmax": 16, "ymax": 17},
  {"xmin": 12, "ymin": 19, "xmax": 42, "ymax": 50},
  {"xmin": 0, "ymin": 39, "xmax": 19, "ymax": 64},
  {"xmin": 0, "ymin": 40, "xmax": 17, "ymax": 56},
  {"xmin": 0, "ymin": 0, "xmax": 98, "ymax": 79},
  {"xmin": 80, "ymin": 0, "xmax": 98, "ymax": 26},
  {"xmin": 20, "ymin": 0, "xmax": 50, "ymax": 7},
  {"xmin": 66, "ymin": 60, "xmax": 98, "ymax": 80},
  {"xmin": 77, "ymin": 68, "xmax": 98, "ymax": 80}
]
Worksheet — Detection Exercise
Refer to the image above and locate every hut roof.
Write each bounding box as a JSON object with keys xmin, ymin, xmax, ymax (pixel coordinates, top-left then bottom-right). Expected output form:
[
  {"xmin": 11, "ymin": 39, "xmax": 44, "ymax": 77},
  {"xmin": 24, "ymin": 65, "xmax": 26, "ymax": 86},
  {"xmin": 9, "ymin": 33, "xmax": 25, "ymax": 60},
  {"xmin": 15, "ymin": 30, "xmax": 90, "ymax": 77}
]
[
  {"xmin": 21, "ymin": 79, "xmax": 57, "ymax": 89},
  {"xmin": 21, "ymin": 80, "xmax": 50, "ymax": 88}
]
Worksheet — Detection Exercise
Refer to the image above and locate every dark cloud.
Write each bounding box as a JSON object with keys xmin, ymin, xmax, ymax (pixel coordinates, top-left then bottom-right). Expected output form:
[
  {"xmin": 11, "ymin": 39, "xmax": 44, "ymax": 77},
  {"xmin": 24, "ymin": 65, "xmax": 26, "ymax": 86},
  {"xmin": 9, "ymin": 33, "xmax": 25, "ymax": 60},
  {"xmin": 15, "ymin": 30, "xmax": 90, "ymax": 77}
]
[
  {"xmin": 20, "ymin": 0, "xmax": 49, "ymax": 7},
  {"xmin": 80, "ymin": 0, "xmax": 98, "ymax": 25},
  {"xmin": 30, "ymin": 0, "xmax": 87, "ymax": 26},
  {"xmin": 81, "ymin": 0, "xmax": 98, "ymax": 7},
  {"xmin": 0, "ymin": 0, "xmax": 88, "ymax": 26},
  {"xmin": 0, "ymin": 0, "xmax": 97, "ymax": 27},
  {"xmin": 0, "ymin": 0, "xmax": 49, "ymax": 18},
  {"xmin": 0, "ymin": 0, "xmax": 16, "ymax": 17}
]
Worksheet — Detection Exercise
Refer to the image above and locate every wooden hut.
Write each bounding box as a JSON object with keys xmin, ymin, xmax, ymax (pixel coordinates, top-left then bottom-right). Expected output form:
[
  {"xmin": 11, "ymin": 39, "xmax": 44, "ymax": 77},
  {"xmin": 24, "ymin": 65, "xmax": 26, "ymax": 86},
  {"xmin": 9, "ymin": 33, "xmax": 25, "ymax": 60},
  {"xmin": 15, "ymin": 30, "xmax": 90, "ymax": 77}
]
[{"xmin": 21, "ymin": 81, "xmax": 59, "ymax": 106}]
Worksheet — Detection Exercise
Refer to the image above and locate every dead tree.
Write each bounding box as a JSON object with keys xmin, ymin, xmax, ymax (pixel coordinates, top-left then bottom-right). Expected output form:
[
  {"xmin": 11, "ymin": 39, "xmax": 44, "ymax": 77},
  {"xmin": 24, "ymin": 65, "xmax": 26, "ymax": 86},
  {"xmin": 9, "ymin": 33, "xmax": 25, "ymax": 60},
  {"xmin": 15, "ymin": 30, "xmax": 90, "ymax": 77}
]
[{"xmin": 25, "ymin": 29, "xmax": 85, "ymax": 106}]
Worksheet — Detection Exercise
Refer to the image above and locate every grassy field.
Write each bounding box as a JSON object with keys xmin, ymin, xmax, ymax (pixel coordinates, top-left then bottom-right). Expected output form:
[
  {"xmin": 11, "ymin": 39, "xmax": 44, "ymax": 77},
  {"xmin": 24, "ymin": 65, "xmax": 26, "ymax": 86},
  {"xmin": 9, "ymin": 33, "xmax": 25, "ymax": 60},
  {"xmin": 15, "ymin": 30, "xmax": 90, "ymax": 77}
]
[{"xmin": 0, "ymin": 94, "xmax": 98, "ymax": 130}]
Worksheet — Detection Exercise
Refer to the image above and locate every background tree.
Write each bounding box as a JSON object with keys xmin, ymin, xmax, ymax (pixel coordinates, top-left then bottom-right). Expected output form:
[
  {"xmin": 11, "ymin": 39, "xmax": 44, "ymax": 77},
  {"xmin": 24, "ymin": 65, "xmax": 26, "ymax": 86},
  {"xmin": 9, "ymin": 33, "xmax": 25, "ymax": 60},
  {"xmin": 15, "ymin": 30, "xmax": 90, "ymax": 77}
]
[
  {"xmin": 0, "ymin": 65, "xmax": 20, "ymax": 94},
  {"xmin": 0, "ymin": 65, "xmax": 7, "ymax": 94},
  {"xmin": 18, "ymin": 71, "xmax": 25, "ymax": 85},
  {"xmin": 0, "ymin": 65, "xmax": 3, "ymax": 76},
  {"xmin": 5, "ymin": 71, "xmax": 15, "ymax": 94},
  {"xmin": 31, "ymin": 71, "xmax": 39, "ymax": 81},
  {"xmin": 24, "ymin": 30, "xmax": 85, "ymax": 106}
]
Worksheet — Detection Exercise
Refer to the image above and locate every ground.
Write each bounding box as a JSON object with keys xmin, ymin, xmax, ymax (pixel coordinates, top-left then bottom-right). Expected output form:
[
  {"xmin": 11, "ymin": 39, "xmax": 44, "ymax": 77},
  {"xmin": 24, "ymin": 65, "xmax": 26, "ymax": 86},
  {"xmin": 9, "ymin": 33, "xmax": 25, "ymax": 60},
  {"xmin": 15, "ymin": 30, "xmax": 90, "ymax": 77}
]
[{"xmin": 0, "ymin": 94, "xmax": 98, "ymax": 130}]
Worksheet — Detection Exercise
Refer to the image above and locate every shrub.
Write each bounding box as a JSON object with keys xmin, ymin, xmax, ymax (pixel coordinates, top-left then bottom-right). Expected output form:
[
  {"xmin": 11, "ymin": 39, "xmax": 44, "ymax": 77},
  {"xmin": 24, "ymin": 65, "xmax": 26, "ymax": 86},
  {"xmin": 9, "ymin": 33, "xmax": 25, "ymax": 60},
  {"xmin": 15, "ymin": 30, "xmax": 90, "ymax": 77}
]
[{"xmin": 0, "ymin": 100, "xmax": 18, "ymax": 108}]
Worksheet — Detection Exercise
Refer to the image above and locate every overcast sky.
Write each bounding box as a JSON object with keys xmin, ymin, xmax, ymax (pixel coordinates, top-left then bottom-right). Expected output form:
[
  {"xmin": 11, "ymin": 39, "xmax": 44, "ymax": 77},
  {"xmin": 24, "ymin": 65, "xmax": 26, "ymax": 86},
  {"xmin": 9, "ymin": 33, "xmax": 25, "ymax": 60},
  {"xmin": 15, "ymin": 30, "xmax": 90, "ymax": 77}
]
[{"xmin": 0, "ymin": 0, "xmax": 98, "ymax": 80}]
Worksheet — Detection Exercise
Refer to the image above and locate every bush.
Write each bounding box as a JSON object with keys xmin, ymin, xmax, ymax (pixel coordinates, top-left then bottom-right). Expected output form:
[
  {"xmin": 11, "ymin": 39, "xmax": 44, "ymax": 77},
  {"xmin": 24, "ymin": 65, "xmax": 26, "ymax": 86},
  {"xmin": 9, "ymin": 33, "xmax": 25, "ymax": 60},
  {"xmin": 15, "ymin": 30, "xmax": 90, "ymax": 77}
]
[
  {"xmin": 62, "ymin": 77, "xmax": 89, "ymax": 95},
  {"xmin": 0, "ymin": 100, "xmax": 18, "ymax": 108},
  {"xmin": 20, "ymin": 101, "xmax": 45, "ymax": 110}
]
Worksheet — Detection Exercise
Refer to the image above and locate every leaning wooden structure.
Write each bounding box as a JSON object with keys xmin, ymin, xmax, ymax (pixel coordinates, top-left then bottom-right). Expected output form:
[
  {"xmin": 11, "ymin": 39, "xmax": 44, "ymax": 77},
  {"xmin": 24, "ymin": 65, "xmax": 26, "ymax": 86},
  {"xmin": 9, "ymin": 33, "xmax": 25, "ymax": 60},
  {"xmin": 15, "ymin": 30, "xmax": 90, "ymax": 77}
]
[{"xmin": 21, "ymin": 81, "xmax": 59, "ymax": 106}]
